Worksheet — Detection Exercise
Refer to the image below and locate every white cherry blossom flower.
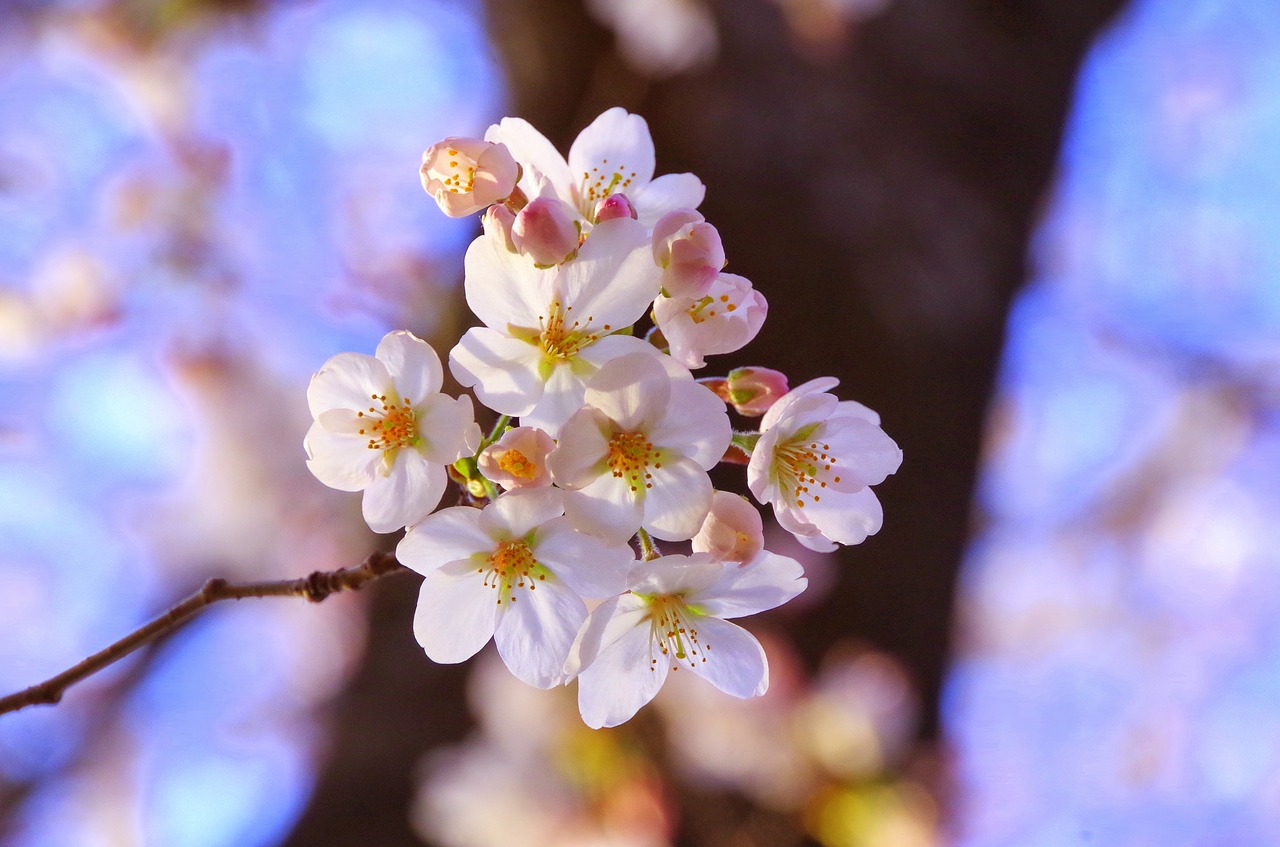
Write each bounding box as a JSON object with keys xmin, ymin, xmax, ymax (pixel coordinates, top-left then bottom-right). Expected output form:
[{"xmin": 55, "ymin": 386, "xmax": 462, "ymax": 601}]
[
  {"xmin": 305, "ymin": 331, "xmax": 480, "ymax": 533},
  {"xmin": 747, "ymin": 378, "xmax": 902, "ymax": 551},
  {"xmin": 571, "ymin": 552, "xmax": 808, "ymax": 729},
  {"xmin": 547, "ymin": 352, "xmax": 731, "ymax": 544},
  {"xmin": 397, "ymin": 488, "xmax": 635, "ymax": 689},
  {"xmin": 420, "ymin": 137, "xmax": 520, "ymax": 217},
  {"xmin": 653, "ymin": 272, "xmax": 767, "ymax": 369},
  {"xmin": 449, "ymin": 216, "xmax": 663, "ymax": 434},
  {"xmin": 485, "ymin": 107, "xmax": 705, "ymax": 231},
  {"xmin": 478, "ymin": 426, "xmax": 555, "ymax": 491}
]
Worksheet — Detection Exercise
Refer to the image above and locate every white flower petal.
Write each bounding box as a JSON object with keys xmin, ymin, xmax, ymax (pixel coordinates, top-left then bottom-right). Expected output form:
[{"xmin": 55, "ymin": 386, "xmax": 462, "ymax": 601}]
[
  {"xmin": 495, "ymin": 578, "xmax": 587, "ymax": 689},
  {"xmin": 522, "ymin": 360, "xmax": 591, "ymax": 435},
  {"xmin": 562, "ymin": 472, "xmax": 644, "ymax": 545},
  {"xmin": 686, "ymin": 616, "xmax": 768, "ymax": 698},
  {"xmin": 632, "ymin": 173, "xmax": 706, "ymax": 228},
  {"xmin": 482, "ymin": 488, "xmax": 565, "ymax": 538},
  {"xmin": 577, "ymin": 615, "xmax": 667, "ymax": 729},
  {"xmin": 583, "ymin": 352, "xmax": 672, "ymax": 432},
  {"xmin": 835, "ymin": 398, "xmax": 881, "ymax": 425},
  {"xmin": 823, "ymin": 416, "xmax": 903, "ymax": 487},
  {"xmin": 794, "ymin": 530, "xmax": 838, "ymax": 553},
  {"xmin": 648, "ymin": 378, "xmax": 730, "ymax": 469},
  {"xmin": 557, "ymin": 217, "xmax": 660, "ymax": 329},
  {"xmin": 449, "ymin": 328, "xmax": 544, "ymax": 417},
  {"xmin": 759, "ymin": 377, "xmax": 840, "ymax": 431},
  {"xmin": 534, "ymin": 520, "xmax": 634, "ymax": 599},
  {"xmin": 567, "ymin": 594, "xmax": 642, "ymax": 676},
  {"xmin": 376, "ymin": 330, "xmax": 443, "ymax": 401},
  {"xmin": 642, "ymin": 455, "xmax": 713, "ymax": 542},
  {"xmin": 547, "ymin": 407, "xmax": 612, "ymax": 489},
  {"xmin": 696, "ymin": 551, "xmax": 808, "ymax": 618},
  {"xmin": 573, "ymin": 333, "xmax": 669, "ymax": 370},
  {"xmin": 304, "ymin": 423, "xmax": 380, "ymax": 491},
  {"xmin": 745, "ymin": 427, "xmax": 781, "ymax": 503},
  {"xmin": 463, "ymin": 228, "xmax": 552, "ymax": 331},
  {"xmin": 417, "ymin": 394, "xmax": 480, "ymax": 465},
  {"xmin": 804, "ymin": 485, "xmax": 884, "ymax": 546},
  {"xmin": 485, "ymin": 116, "xmax": 575, "ymax": 201},
  {"xmin": 568, "ymin": 108, "xmax": 655, "ymax": 200},
  {"xmin": 307, "ymin": 352, "xmax": 392, "ymax": 418},
  {"xmin": 627, "ymin": 554, "xmax": 722, "ymax": 596},
  {"xmin": 361, "ymin": 449, "xmax": 446, "ymax": 533},
  {"xmin": 397, "ymin": 506, "xmax": 489, "ymax": 575},
  {"xmin": 413, "ymin": 562, "xmax": 499, "ymax": 664}
]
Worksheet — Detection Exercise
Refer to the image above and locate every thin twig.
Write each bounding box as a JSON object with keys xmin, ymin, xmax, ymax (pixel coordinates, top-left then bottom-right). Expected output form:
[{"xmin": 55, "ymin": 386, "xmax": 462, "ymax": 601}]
[{"xmin": 0, "ymin": 551, "xmax": 406, "ymax": 717}]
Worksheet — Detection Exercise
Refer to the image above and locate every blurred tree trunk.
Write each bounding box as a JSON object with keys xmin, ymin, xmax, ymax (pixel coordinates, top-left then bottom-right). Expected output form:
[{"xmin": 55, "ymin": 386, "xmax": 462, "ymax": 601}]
[{"xmin": 284, "ymin": 1, "xmax": 1127, "ymax": 844}]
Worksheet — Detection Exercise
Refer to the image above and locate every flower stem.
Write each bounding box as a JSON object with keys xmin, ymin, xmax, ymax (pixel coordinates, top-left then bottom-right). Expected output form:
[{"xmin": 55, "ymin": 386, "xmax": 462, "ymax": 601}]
[
  {"xmin": 482, "ymin": 414, "xmax": 511, "ymax": 449},
  {"xmin": 636, "ymin": 528, "xmax": 661, "ymax": 561},
  {"xmin": 731, "ymin": 431, "xmax": 761, "ymax": 455}
]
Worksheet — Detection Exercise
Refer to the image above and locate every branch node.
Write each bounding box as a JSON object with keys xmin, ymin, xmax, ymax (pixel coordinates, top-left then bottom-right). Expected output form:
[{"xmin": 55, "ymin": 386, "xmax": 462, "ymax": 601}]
[
  {"xmin": 202, "ymin": 577, "xmax": 229, "ymax": 599},
  {"xmin": 303, "ymin": 570, "xmax": 334, "ymax": 603}
]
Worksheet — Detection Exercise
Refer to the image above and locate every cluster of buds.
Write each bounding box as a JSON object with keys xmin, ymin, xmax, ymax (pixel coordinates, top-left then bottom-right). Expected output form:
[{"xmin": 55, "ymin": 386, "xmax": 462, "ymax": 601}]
[{"xmin": 305, "ymin": 108, "xmax": 901, "ymax": 727}]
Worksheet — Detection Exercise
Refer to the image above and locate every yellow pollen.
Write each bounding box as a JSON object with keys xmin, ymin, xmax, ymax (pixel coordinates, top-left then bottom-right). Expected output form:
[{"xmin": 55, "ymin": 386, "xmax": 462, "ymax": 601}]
[
  {"xmin": 481, "ymin": 539, "xmax": 543, "ymax": 604},
  {"xmin": 363, "ymin": 395, "xmax": 419, "ymax": 452},
  {"xmin": 774, "ymin": 428, "xmax": 842, "ymax": 509},
  {"xmin": 540, "ymin": 300, "xmax": 598, "ymax": 359},
  {"xmin": 647, "ymin": 594, "xmax": 710, "ymax": 669},
  {"xmin": 497, "ymin": 449, "xmax": 537, "ymax": 480},
  {"xmin": 608, "ymin": 431, "xmax": 656, "ymax": 493}
]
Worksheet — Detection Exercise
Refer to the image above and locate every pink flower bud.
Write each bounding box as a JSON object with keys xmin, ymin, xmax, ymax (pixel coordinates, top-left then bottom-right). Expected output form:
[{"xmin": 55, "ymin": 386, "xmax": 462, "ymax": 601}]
[
  {"xmin": 594, "ymin": 193, "xmax": 637, "ymax": 222},
  {"xmin": 483, "ymin": 204, "xmax": 517, "ymax": 251},
  {"xmin": 477, "ymin": 426, "xmax": 555, "ymax": 490},
  {"xmin": 725, "ymin": 367, "xmax": 789, "ymax": 416},
  {"xmin": 511, "ymin": 196, "xmax": 580, "ymax": 266},
  {"xmin": 651, "ymin": 209, "xmax": 725, "ymax": 300},
  {"xmin": 421, "ymin": 138, "xmax": 519, "ymax": 217},
  {"xmin": 692, "ymin": 491, "xmax": 764, "ymax": 564}
]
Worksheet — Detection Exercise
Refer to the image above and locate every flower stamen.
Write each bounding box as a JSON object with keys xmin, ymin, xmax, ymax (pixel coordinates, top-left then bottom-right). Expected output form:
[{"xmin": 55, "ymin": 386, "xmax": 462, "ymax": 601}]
[
  {"xmin": 478, "ymin": 539, "xmax": 546, "ymax": 605},
  {"xmin": 608, "ymin": 431, "xmax": 657, "ymax": 493},
  {"xmin": 358, "ymin": 394, "xmax": 420, "ymax": 452},
  {"xmin": 646, "ymin": 594, "xmax": 709, "ymax": 670}
]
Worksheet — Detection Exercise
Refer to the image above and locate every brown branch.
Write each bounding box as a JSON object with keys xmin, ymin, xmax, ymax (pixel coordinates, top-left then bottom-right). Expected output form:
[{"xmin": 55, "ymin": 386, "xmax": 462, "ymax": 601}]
[{"xmin": 0, "ymin": 551, "xmax": 406, "ymax": 717}]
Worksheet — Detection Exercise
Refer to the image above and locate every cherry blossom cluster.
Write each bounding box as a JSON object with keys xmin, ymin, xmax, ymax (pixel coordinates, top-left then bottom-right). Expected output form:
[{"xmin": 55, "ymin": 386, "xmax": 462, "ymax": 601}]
[{"xmin": 304, "ymin": 108, "xmax": 902, "ymax": 728}]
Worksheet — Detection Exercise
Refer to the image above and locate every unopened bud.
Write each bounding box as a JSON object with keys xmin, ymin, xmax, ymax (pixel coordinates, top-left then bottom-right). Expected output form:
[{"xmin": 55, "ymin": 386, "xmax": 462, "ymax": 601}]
[
  {"xmin": 725, "ymin": 367, "xmax": 789, "ymax": 416},
  {"xmin": 512, "ymin": 196, "xmax": 580, "ymax": 266},
  {"xmin": 483, "ymin": 204, "xmax": 517, "ymax": 251},
  {"xmin": 692, "ymin": 491, "xmax": 764, "ymax": 564},
  {"xmin": 652, "ymin": 209, "xmax": 725, "ymax": 299},
  {"xmin": 594, "ymin": 193, "xmax": 637, "ymax": 222},
  {"xmin": 421, "ymin": 138, "xmax": 519, "ymax": 217},
  {"xmin": 478, "ymin": 426, "xmax": 555, "ymax": 490}
]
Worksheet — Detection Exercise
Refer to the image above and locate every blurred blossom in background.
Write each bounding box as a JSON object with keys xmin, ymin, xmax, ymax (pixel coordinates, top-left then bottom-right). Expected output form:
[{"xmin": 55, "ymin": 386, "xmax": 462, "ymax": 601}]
[
  {"xmin": 0, "ymin": 0, "xmax": 499, "ymax": 843},
  {"xmin": 947, "ymin": 0, "xmax": 1280, "ymax": 843}
]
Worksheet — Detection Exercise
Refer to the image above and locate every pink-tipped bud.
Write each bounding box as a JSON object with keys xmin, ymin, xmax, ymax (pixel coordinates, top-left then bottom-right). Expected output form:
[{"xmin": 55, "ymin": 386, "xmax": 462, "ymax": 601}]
[
  {"xmin": 421, "ymin": 137, "xmax": 519, "ymax": 217},
  {"xmin": 725, "ymin": 367, "xmax": 789, "ymax": 416},
  {"xmin": 594, "ymin": 193, "xmax": 638, "ymax": 222},
  {"xmin": 512, "ymin": 196, "xmax": 580, "ymax": 266},
  {"xmin": 692, "ymin": 491, "xmax": 764, "ymax": 564},
  {"xmin": 478, "ymin": 426, "xmax": 555, "ymax": 490},
  {"xmin": 483, "ymin": 204, "xmax": 517, "ymax": 251},
  {"xmin": 652, "ymin": 209, "xmax": 725, "ymax": 300}
]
